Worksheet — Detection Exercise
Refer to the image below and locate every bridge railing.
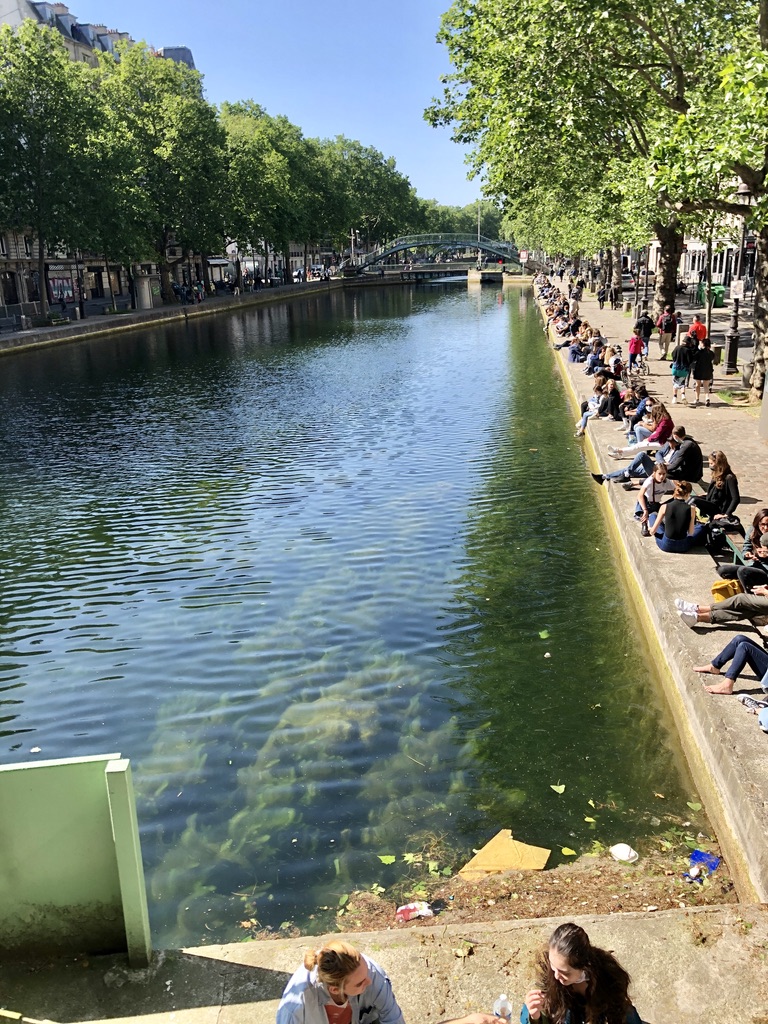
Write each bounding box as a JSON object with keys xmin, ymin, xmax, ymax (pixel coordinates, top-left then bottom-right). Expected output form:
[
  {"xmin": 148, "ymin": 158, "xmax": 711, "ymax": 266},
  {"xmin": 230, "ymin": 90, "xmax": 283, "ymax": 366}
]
[{"xmin": 341, "ymin": 234, "xmax": 520, "ymax": 271}]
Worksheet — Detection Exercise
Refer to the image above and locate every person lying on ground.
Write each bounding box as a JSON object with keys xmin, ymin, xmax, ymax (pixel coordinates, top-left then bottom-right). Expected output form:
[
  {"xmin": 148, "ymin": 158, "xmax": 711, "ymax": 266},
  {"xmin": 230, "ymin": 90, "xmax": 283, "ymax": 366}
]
[
  {"xmin": 607, "ymin": 400, "xmax": 674, "ymax": 457},
  {"xmin": 277, "ymin": 941, "xmax": 497, "ymax": 1024},
  {"xmin": 692, "ymin": 633, "xmax": 768, "ymax": 696},
  {"xmin": 521, "ymin": 921, "xmax": 643, "ymax": 1024},
  {"xmin": 676, "ymin": 586, "xmax": 768, "ymax": 627},
  {"xmin": 691, "ymin": 450, "xmax": 740, "ymax": 523},
  {"xmin": 717, "ymin": 510, "xmax": 768, "ymax": 591},
  {"xmin": 649, "ymin": 480, "xmax": 705, "ymax": 552}
]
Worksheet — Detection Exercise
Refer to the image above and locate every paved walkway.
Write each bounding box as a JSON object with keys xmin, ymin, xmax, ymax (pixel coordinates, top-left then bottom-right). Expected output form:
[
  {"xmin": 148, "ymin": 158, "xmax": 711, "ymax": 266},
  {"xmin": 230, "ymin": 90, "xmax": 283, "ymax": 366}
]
[{"xmin": 543, "ymin": 281, "xmax": 768, "ymax": 906}]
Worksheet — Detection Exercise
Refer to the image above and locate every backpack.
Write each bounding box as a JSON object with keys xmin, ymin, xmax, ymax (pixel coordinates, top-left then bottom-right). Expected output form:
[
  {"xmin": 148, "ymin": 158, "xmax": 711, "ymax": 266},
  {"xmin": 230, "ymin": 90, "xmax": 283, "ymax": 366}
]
[{"xmin": 660, "ymin": 312, "xmax": 675, "ymax": 333}]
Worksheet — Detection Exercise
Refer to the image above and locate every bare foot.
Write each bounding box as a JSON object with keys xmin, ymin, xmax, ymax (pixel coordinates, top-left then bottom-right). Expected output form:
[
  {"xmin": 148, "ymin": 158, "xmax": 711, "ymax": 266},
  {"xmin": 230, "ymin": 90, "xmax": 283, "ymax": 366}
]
[
  {"xmin": 704, "ymin": 680, "xmax": 734, "ymax": 695},
  {"xmin": 693, "ymin": 664, "xmax": 720, "ymax": 675}
]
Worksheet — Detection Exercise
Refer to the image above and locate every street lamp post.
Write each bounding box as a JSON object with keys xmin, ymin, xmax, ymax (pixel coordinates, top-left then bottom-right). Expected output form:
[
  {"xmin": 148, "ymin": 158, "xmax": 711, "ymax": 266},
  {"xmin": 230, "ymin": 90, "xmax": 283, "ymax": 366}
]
[{"xmin": 725, "ymin": 182, "xmax": 752, "ymax": 374}]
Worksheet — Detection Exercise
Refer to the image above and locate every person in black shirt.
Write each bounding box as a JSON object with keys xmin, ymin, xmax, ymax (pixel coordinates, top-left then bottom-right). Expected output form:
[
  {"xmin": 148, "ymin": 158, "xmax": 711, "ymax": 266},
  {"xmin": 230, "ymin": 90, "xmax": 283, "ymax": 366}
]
[{"xmin": 649, "ymin": 480, "xmax": 705, "ymax": 552}]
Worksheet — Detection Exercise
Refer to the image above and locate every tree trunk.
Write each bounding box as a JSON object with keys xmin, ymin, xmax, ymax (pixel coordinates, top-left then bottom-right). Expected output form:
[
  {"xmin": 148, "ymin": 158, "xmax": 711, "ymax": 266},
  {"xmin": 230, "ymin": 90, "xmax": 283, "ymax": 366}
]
[
  {"xmin": 652, "ymin": 219, "xmax": 685, "ymax": 317},
  {"xmin": 38, "ymin": 235, "xmax": 48, "ymax": 315},
  {"xmin": 611, "ymin": 242, "xmax": 622, "ymax": 291},
  {"xmin": 104, "ymin": 253, "xmax": 116, "ymax": 312},
  {"xmin": 749, "ymin": 224, "xmax": 768, "ymax": 401},
  {"xmin": 126, "ymin": 264, "xmax": 136, "ymax": 309},
  {"xmin": 159, "ymin": 259, "xmax": 174, "ymax": 304},
  {"xmin": 282, "ymin": 242, "xmax": 292, "ymax": 285},
  {"xmin": 603, "ymin": 247, "xmax": 613, "ymax": 287},
  {"xmin": 304, "ymin": 241, "xmax": 309, "ymax": 280},
  {"xmin": 201, "ymin": 256, "xmax": 211, "ymax": 294},
  {"xmin": 704, "ymin": 233, "xmax": 713, "ymax": 340}
]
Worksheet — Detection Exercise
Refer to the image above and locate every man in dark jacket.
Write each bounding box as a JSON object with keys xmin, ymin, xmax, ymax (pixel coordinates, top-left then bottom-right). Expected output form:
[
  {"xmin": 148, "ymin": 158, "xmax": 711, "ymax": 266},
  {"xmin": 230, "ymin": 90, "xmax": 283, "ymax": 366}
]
[
  {"xmin": 633, "ymin": 309, "xmax": 655, "ymax": 356},
  {"xmin": 658, "ymin": 426, "xmax": 704, "ymax": 483}
]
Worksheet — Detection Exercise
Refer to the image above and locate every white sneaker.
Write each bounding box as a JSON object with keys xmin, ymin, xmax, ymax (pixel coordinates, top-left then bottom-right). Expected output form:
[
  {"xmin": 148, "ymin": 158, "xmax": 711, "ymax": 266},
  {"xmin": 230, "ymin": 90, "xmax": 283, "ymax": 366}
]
[
  {"xmin": 692, "ymin": 399, "xmax": 698, "ymax": 407},
  {"xmin": 679, "ymin": 610, "xmax": 698, "ymax": 628},
  {"xmin": 671, "ymin": 396, "xmax": 677, "ymax": 404},
  {"xmin": 674, "ymin": 598, "xmax": 698, "ymax": 615}
]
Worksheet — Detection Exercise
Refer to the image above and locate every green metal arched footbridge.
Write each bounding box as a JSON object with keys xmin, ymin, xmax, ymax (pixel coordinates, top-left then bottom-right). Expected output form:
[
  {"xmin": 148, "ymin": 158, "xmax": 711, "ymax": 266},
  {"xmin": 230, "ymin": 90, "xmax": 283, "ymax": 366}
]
[{"xmin": 343, "ymin": 233, "xmax": 522, "ymax": 271}]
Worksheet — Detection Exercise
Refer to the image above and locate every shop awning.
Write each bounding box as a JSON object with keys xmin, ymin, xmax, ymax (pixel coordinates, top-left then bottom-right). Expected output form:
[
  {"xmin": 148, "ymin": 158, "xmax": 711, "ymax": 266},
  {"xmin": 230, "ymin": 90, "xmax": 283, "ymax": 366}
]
[{"xmin": 206, "ymin": 257, "xmax": 230, "ymax": 267}]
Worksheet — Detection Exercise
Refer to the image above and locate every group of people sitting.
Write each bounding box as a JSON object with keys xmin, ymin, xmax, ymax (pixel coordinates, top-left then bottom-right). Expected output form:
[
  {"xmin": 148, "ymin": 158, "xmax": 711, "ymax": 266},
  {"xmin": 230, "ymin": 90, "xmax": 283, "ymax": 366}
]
[
  {"xmin": 535, "ymin": 271, "xmax": 766, "ymax": 729},
  {"xmin": 276, "ymin": 926, "xmax": 646, "ymax": 1024}
]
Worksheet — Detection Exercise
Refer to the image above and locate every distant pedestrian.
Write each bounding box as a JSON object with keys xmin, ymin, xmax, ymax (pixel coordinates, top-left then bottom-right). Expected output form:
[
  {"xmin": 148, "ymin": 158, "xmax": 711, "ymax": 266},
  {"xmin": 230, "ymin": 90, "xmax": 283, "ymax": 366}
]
[
  {"xmin": 656, "ymin": 304, "xmax": 677, "ymax": 360},
  {"xmin": 692, "ymin": 338, "xmax": 715, "ymax": 407},
  {"xmin": 597, "ymin": 283, "xmax": 606, "ymax": 309}
]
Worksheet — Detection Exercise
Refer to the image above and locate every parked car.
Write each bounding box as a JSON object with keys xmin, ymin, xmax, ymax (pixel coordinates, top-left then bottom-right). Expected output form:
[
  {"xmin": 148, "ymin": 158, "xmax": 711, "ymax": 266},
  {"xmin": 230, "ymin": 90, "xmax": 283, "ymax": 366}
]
[
  {"xmin": 638, "ymin": 269, "xmax": 656, "ymax": 283},
  {"xmin": 621, "ymin": 272, "xmax": 635, "ymax": 291}
]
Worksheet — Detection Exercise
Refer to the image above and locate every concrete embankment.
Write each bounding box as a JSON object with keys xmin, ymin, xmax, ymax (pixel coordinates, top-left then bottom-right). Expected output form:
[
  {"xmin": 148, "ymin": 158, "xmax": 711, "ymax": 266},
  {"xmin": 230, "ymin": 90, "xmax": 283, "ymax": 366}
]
[
  {"xmin": 0, "ymin": 276, "xmax": 413, "ymax": 357},
  {"xmin": 1, "ymin": 907, "xmax": 766, "ymax": 1023},
  {"xmin": 537, "ymin": 283, "xmax": 768, "ymax": 904}
]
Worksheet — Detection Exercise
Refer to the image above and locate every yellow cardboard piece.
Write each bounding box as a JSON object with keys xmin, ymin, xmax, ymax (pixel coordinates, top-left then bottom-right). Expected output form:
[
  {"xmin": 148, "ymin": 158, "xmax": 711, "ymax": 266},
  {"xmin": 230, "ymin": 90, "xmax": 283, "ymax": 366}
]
[{"xmin": 458, "ymin": 829, "xmax": 550, "ymax": 879}]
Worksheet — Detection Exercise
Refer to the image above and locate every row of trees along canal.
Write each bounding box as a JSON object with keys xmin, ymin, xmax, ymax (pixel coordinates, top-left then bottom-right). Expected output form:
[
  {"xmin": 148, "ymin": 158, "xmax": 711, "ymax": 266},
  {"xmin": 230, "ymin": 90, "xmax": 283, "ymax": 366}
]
[
  {"xmin": 0, "ymin": 21, "xmax": 504, "ymax": 316},
  {"xmin": 427, "ymin": 0, "xmax": 768, "ymax": 401}
]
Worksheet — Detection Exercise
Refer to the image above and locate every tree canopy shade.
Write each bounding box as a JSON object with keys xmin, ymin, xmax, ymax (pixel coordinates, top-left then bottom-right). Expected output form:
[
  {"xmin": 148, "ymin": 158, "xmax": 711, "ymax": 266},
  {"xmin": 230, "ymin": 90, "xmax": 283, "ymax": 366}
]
[
  {"xmin": 0, "ymin": 21, "xmax": 95, "ymax": 312},
  {"xmin": 425, "ymin": 0, "xmax": 763, "ymax": 356}
]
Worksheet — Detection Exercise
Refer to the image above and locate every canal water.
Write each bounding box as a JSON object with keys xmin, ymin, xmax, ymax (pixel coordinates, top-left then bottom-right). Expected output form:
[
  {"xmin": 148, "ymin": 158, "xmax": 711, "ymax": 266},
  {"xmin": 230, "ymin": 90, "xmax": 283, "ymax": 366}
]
[{"xmin": 0, "ymin": 284, "xmax": 701, "ymax": 947}]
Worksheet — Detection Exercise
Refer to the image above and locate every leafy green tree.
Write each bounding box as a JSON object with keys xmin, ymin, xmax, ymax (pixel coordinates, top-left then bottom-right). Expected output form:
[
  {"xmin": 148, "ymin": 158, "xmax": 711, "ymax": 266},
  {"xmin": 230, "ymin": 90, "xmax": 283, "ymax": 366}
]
[
  {"xmin": 325, "ymin": 137, "xmax": 422, "ymax": 249},
  {"xmin": 0, "ymin": 21, "xmax": 95, "ymax": 313},
  {"xmin": 650, "ymin": 0, "xmax": 768, "ymax": 395},
  {"xmin": 95, "ymin": 42, "xmax": 226, "ymax": 302},
  {"xmin": 427, "ymin": 0, "xmax": 742, "ymax": 313}
]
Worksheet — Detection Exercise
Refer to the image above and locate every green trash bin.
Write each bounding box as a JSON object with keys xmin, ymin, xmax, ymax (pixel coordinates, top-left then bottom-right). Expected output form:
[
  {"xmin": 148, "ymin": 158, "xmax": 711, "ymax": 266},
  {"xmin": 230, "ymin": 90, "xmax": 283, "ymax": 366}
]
[
  {"xmin": 711, "ymin": 284, "xmax": 725, "ymax": 307},
  {"xmin": 696, "ymin": 282, "xmax": 705, "ymax": 305}
]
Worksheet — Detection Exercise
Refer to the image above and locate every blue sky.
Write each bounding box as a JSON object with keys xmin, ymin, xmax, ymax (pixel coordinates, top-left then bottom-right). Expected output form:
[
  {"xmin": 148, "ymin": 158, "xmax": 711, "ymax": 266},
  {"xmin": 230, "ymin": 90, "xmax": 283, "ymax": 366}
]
[{"xmin": 70, "ymin": 0, "xmax": 480, "ymax": 207}]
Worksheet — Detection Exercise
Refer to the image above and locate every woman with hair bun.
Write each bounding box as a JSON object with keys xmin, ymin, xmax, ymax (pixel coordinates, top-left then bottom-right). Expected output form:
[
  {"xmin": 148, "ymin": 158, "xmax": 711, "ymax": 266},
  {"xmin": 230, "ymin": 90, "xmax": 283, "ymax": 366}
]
[
  {"xmin": 521, "ymin": 922, "xmax": 644, "ymax": 1024},
  {"xmin": 277, "ymin": 940, "xmax": 497, "ymax": 1024}
]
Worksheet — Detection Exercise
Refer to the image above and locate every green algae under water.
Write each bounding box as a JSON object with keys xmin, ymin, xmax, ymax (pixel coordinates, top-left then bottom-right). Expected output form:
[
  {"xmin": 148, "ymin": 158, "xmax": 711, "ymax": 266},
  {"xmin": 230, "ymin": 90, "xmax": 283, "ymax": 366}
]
[{"xmin": 0, "ymin": 284, "xmax": 702, "ymax": 947}]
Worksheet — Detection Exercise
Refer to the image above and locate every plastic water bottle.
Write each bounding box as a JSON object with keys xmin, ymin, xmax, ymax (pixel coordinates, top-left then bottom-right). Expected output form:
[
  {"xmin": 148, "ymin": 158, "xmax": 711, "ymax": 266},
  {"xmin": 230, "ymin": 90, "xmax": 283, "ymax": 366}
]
[{"xmin": 493, "ymin": 994, "xmax": 513, "ymax": 1022}]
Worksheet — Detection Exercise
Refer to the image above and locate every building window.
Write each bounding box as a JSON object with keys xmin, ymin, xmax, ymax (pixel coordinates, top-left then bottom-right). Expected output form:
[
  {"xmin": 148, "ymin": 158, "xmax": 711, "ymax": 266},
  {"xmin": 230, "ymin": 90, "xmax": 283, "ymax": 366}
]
[
  {"xmin": 24, "ymin": 236, "xmax": 31, "ymax": 257},
  {"xmin": 0, "ymin": 235, "xmax": 6, "ymax": 257}
]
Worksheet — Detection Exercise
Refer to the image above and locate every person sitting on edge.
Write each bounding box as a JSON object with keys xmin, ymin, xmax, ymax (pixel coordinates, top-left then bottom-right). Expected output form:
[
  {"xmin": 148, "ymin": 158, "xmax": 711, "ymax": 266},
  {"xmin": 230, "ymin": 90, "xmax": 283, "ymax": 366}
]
[
  {"xmin": 574, "ymin": 379, "xmax": 606, "ymax": 437},
  {"xmin": 594, "ymin": 426, "xmax": 700, "ymax": 487},
  {"xmin": 621, "ymin": 384, "xmax": 649, "ymax": 437},
  {"xmin": 675, "ymin": 587, "xmax": 768, "ymax": 628},
  {"xmin": 276, "ymin": 941, "xmax": 497, "ymax": 1024},
  {"xmin": 636, "ymin": 462, "xmax": 675, "ymax": 536},
  {"xmin": 521, "ymin": 922, "xmax": 643, "ymax": 1024},
  {"xmin": 593, "ymin": 432, "xmax": 677, "ymax": 486},
  {"xmin": 691, "ymin": 450, "xmax": 740, "ymax": 524},
  {"xmin": 656, "ymin": 304, "xmax": 678, "ymax": 360},
  {"xmin": 607, "ymin": 400, "xmax": 674, "ymax": 457},
  {"xmin": 597, "ymin": 378, "xmax": 623, "ymax": 420},
  {"xmin": 717, "ymin": 510, "xmax": 768, "ymax": 591},
  {"xmin": 692, "ymin": 633, "xmax": 768, "ymax": 696},
  {"xmin": 649, "ymin": 480, "xmax": 705, "ymax": 552}
]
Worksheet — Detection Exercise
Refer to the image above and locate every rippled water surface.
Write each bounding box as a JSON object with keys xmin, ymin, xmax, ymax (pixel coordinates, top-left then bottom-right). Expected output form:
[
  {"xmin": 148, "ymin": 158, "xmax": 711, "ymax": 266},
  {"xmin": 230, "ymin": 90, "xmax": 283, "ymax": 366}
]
[{"xmin": 0, "ymin": 285, "xmax": 700, "ymax": 945}]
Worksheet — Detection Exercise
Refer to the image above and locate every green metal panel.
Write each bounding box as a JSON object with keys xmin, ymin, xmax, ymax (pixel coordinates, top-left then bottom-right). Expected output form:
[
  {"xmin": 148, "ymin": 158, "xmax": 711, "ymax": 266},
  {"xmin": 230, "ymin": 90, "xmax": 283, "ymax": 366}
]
[
  {"xmin": 106, "ymin": 760, "xmax": 152, "ymax": 966},
  {"xmin": 0, "ymin": 753, "xmax": 150, "ymax": 961}
]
